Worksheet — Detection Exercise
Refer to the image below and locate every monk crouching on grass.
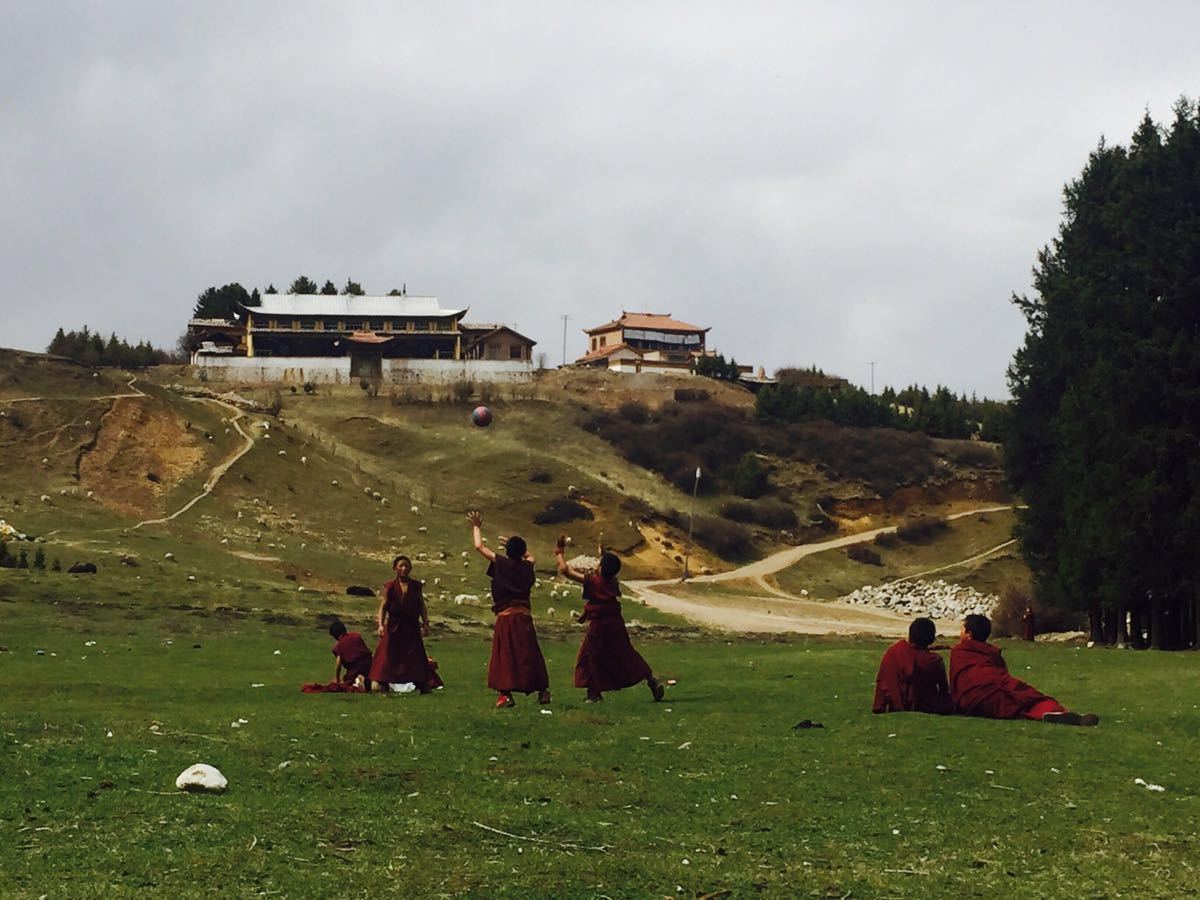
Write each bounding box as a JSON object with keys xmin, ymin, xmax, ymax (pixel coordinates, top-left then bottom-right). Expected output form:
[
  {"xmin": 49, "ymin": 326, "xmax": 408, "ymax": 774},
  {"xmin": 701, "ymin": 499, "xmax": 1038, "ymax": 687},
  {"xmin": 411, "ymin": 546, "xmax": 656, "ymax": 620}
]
[
  {"xmin": 368, "ymin": 554, "xmax": 434, "ymax": 694},
  {"xmin": 872, "ymin": 617, "xmax": 951, "ymax": 714},
  {"xmin": 950, "ymin": 614, "xmax": 1099, "ymax": 726},
  {"xmin": 554, "ymin": 534, "xmax": 664, "ymax": 704},
  {"xmin": 329, "ymin": 619, "xmax": 374, "ymax": 688},
  {"xmin": 468, "ymin": 510, "xmax": 551, "ymax": 708}
]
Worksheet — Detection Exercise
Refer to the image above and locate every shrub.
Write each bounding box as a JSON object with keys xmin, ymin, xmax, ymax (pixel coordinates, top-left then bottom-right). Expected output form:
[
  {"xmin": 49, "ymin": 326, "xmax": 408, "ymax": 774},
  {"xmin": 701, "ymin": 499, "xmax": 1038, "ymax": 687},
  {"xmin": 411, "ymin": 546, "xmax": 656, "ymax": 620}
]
[
  {"xmin": 719, "ymin": 498, "xmax": 797, "ymax": 528},
  {"xmin": 451, "ymin": 380, "xmax": 473, "ymax": 403},
  {"xmin": 991, "ymin": 583, "xmax": 1084, "ymax": 637},
  {"xmin": 945, "ymin": 441, "xmax": 1002, "ymax": 468},
  {"xmin": 265, "ymin": 390, "xmax": 283, "ymax": 416},
  {"xmin": 33, "ymin": 548, "xmax": 45, "ymax": 570},
  {"xmin": 618, "ymin": 400, "xmax": 650, "ymax": 424},
  {"xmin": 895, "ymin": 516, "xmax": 949, "ymax": 544},
  {"xmin": 673, "ymin": 388, "xmax": 709, "ymax": 402},
  {"xmin": 533, "ymin": 498, "xmax": 594, "ymax": 525},
  {"xmin": 847, "ymin": 544, "xmax": 882, "ymax": 566},
  {"xmin": 528, "ymin": 470, "xmax": 553, "ymax": 484},
  {"xmin": 731, "ymin": 453, "xmax": 769, "ymax": 498},
  {"xmin": 873, "ymin": 531, "xmax": 901, "ymax": 549},
  {"xmin": 303, "ymin": 381, "xmax": 317, "ymax": 395},
  {"xmin": 691, "ymin": 516, "xmax": 753, "ymax": 559},
  {"xmin": 51, "ymin": 558, "xmax": 61, "ymax": 572},
  {"xmin": 16, "ymin": 550, "xmax": 28, "ymax": 569}
]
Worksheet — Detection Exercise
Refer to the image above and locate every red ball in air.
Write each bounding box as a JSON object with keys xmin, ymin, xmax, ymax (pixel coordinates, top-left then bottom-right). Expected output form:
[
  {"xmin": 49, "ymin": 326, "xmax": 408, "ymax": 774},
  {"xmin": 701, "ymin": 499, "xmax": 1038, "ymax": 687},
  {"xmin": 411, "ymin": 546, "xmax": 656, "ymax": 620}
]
[{"xmin": 471, "ymin": 406, "xmax": 493, "ymax": 428}]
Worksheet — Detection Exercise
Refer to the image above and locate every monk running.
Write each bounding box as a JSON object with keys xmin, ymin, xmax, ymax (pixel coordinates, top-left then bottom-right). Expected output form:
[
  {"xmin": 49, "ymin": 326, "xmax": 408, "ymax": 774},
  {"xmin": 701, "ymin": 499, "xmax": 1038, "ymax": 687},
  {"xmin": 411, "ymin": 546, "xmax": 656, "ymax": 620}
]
[
  {"xmin": 369, "ymin": 555, "xmax": 434, "ymax": 694},
  {"xmin": 872, "ymin": 617, "xmax": 951, "ymax": 714},
  {"xmin": 468, "ymin": 510, "xmax": 551, "ymax": 708},
  {"xmin": 950, "ymin": 614, "xmax": 1099, "ymax": 726},
  {"xmin": 555, "ymin": 534, "xmax": 664, "ymax": 703}
]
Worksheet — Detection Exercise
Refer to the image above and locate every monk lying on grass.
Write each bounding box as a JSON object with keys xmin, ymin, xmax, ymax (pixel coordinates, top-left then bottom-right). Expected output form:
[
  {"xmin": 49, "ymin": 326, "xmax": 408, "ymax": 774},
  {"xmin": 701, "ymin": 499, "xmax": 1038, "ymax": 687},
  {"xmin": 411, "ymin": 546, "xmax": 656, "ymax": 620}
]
[
  {"xmin": 950, "ymin": 613, "xmax": 1099, "ymax": 726},
  {"xmin": 872, "ymin": 617, "xmax": 952, "ymax": 714}
]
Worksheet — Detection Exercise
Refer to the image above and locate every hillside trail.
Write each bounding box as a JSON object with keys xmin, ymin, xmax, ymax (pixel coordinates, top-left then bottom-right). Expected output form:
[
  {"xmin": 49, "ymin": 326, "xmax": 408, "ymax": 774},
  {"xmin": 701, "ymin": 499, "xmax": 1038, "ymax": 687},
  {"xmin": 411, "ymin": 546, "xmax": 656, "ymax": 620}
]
[
  {"xmin": 132, "ymin": 389, "xmax": 255, "ymax": 529},
  {"xmin": 625, "ymin": 505, "xmax": 1016, "ymax": 635},
  {"xmin": 1, "ymin": 377, "xmax": 148, "ymax": 405}
]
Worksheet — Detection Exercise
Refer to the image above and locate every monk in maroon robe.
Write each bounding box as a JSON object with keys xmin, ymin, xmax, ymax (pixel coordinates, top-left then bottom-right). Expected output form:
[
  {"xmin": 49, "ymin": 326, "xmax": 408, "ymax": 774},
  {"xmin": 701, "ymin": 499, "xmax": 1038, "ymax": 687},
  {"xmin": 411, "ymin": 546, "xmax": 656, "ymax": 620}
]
[
  {"xmin": 1021, "ymin": 607, "xmax": 1037, "ymax": 641},
  {"xmin": 469, "ymin": 511, "xmax": 550, "ymax": 707},
  {"xmin": 950, "ymin": 614, "xmax": 1098, "ymax": 726},
  {"xmin": 329, "ymin": 619, "xmax": 373, "ymax": 685},
  {"xmin": 872, "ymin": 617, "xmax": 951, "ymax": 714},
  {"xmin": 555, "ymin": 534, "xmax": 664, "ymax": 703},
  {"xmin": 368, "ymin": 555, "xmax": 433, "ymax": 693}
]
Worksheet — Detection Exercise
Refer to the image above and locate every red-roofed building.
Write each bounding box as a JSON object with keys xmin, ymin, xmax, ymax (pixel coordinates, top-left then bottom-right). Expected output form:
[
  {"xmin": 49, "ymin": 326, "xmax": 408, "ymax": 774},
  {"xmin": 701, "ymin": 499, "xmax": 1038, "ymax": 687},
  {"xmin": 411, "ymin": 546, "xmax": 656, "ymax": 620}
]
[{"xmin": 576, "ymin": 312, "xmax": 710, "ymax": 374}]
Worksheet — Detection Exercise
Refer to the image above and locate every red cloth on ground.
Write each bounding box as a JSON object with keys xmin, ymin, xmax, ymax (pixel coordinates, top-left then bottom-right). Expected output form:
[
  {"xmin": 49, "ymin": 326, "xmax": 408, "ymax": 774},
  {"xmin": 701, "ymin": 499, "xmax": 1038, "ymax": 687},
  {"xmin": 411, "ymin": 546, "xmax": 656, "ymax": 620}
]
[
  {"xmin": 872, "ymin": 639, "xmax": 952, "ymax": 714},
  {"xmin": 487, "ymin": 606, "xmax": 550, "ymax": 693},
  {"xmin": 332, "ymin": 631, "xmax": 373, "ymax": 683},
  {"xmin": 949, "ymin": 637, "xmax": 1066, "ymax": 719},
  {"xmin": 573, "ymin": 573, "xmax": 652, "ymax": 692},
  {"xmin": 369, "ymin": 578, "xmax": 430, "ymax": 686},
  {"xmin": 486, "ymin": 556, "xmax": 536, "ymax": 613},
  {"xmin": 301, "ymin": 681, "xmax": 366, "ymax": 693}
]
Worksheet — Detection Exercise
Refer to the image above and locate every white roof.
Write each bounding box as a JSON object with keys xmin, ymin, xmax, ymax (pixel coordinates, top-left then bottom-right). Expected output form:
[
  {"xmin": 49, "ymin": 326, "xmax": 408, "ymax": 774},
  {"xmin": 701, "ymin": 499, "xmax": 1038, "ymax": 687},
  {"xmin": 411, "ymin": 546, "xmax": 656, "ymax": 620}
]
[{"xmin": 246, "ymin": 295, "xmax": 466, "ymax": 318}]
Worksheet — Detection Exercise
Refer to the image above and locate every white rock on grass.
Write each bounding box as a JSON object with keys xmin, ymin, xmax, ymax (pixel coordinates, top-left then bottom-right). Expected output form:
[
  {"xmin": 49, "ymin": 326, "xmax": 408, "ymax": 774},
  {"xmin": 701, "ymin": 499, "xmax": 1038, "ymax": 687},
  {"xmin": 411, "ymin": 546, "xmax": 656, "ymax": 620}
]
[{"xmin": 175, "ymin": 763, "xmax": 228, "ymax": 793}]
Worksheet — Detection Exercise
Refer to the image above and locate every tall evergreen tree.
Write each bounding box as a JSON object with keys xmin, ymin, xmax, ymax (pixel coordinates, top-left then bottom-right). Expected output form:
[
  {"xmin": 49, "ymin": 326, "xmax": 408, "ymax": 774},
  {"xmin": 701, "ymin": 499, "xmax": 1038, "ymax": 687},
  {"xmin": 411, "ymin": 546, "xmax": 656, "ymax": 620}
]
[
  {"xmin": 341, "ymin": 278, "xmax": 365, "ymax": 295},
  {"xmin": 320, "ymin": 280, "xmax": 338, "ymax": 295},
  {"xmin": 1007, "ymin": 100, "xmax": 1200, "ymax": 649},
  {"xmin": 288, "ymin": 276, "xmax": 318, "ymax": 294}
]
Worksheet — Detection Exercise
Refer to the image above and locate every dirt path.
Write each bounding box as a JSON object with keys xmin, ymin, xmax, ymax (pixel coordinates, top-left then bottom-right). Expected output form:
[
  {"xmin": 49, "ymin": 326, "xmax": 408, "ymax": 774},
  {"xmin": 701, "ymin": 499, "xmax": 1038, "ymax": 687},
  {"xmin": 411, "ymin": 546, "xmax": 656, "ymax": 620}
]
[
  {"xmin": 626, "ymin": 505, "xmax": 1015, "ymax": 635},
  {"xmin": 132, "ymin": 392, "xmax": 255, "ymax": 529}
]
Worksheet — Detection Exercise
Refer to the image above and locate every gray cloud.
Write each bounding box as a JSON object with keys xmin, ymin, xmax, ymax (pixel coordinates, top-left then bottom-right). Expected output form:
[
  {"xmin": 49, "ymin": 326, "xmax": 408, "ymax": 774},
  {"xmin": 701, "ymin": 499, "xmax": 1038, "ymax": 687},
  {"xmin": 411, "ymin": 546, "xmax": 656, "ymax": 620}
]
[{"xmin": 3, "ymin": 2, "xmax": 1197, "ymax": 397}]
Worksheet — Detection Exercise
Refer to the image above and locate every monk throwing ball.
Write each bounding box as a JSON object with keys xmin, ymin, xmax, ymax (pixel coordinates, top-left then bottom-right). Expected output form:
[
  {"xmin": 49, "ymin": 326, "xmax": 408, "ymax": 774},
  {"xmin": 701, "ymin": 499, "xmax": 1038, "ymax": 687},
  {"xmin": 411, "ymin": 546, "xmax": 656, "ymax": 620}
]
[
  {"xmin": 555, "ymin": 534, "xmax": 664, "ymax": 704},
  {"xmin": 468, "ymin": 510, "xmax": 551, "ymax": 708}
]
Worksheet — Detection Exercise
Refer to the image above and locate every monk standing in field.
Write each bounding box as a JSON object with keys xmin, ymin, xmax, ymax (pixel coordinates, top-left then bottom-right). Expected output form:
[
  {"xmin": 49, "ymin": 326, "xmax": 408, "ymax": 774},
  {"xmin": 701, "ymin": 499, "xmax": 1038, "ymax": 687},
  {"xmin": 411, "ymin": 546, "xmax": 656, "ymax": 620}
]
[
  {"xmin": 950, "ymin": 614, "xmax": 1099, "ymax": 726},
  {"xmin": 368, "ymin": 555, "xmax": 434, "ymax": 694},
  {"xmin": 554, "ymin": 534, "xmax": 664, "ymax": 703},
  {"xmin": 468, "ymin": 510, "xmax": 551, "ymax": 708},
  {"xmin": 1021, "ymin": 606, "xmax": 1037, "ymax": 641},
  {"xmin": 872, "ymin": 617, "xmax": 951, "ymax": 714}
]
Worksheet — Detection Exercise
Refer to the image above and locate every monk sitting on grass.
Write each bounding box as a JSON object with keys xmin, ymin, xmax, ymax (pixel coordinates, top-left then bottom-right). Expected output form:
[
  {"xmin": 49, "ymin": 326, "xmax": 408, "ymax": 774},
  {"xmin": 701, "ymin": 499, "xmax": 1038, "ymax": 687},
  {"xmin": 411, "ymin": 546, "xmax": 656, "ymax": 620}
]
[
  {"xmin": 554, "ymin": 534, "xmax": 664, "ymax": 704},
  {"xmin": 468, "ymin": 510, "xmax": 551, "ymax": 708},
  {"xmin": 872, "ymin": 616, "xmax": 951, "ymax": 714},
  {"xmin": 329, "ymin": 619, "xmax": 374, "ymax": 688},
  {"xmin": 950, "ymin": 613, "xmax": 1099, "ymax": 726}
]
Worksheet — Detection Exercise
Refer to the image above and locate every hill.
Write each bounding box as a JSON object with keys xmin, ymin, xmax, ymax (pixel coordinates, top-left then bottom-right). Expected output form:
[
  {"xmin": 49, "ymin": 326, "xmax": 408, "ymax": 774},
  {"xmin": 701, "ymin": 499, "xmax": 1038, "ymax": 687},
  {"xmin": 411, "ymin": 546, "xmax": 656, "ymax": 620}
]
[{"xmin": 0, "ymin": 350, "xmax": 1020, "ymax": 634}]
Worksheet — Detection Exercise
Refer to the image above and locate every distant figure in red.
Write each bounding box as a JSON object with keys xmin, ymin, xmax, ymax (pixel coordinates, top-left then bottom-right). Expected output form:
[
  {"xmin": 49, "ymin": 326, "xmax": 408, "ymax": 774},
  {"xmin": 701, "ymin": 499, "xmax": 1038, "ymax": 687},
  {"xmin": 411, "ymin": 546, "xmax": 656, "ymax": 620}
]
[
  {"xmin": 468, "ymin": 510, "xmax": 550, "ymax": 708},
  {"xmin": 1021, "ymin": 606, "xmax": 1037, "ymax": 641},
  {"xmin": 329, "ymin": 619, "xmax": 373, "ymax": 687},
  {"xmin": 872, "ymin": 617, "xmax": 951, "ymax": 714},
  {"xmin": 950, "ymin": 614, "xmax": 1098, "ymax": 726},
  {"xmin": 554, "ymin": 534, "xmax": 664, "ymax": 704},
  {"xmin": 368, "ymin": 555, "xmax": 433, "ymax": 694}
]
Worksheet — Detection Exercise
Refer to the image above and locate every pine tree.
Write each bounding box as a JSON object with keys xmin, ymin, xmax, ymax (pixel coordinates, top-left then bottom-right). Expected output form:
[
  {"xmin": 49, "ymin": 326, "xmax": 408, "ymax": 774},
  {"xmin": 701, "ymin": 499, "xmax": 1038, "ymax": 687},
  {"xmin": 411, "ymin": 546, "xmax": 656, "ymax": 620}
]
[{"xmin": 1006, "ymin": 100, "xmax": 1200, "ymax": 649}]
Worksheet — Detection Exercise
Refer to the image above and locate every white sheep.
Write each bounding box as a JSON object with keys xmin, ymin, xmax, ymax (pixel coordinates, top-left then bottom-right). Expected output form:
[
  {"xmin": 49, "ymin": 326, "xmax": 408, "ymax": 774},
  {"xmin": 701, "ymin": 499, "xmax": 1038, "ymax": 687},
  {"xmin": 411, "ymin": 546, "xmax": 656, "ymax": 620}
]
[
  {"xmin": 418, "ymin": 526, "xmax": 427, "ymax": 534},
  {"xmin": 278, "ymin": 449, "xmax": 286, "ymax": 456},
  {"xmin": 41, "ymin": 458, "xmax": 49, "ymax": 465},
  {"xmin": 372, "ymin": 491, "xmax": 382, "ymax": 500},
  {"xmin": 410, "ymin": 505, "xmax": 420, "ymax": 514},
  {"xmin": 461, "ymin": 551, "xmax": 469, "ymax": 559},
  {"xmin": 331, "ymin": 480, "xmax": 338, "ymax": 487},
  {"xmin": 300, "ymin": 456, "xmax": 307, "ymax": 465},
  {"xmin": 40, "ymin": 494, "xmax": 50, "ymax": 503},
  {"xmin": 364, "ymin": 487, "xmax": 372, "ymax": 495}
]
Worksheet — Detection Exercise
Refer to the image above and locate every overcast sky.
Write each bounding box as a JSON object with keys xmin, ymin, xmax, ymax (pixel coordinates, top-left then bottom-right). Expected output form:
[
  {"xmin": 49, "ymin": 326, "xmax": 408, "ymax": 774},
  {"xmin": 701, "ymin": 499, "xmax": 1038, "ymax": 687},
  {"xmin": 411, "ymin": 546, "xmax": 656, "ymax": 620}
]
[{"xmin": 2, "ymin": 3, "xmax": 1196, "ymax": 398}]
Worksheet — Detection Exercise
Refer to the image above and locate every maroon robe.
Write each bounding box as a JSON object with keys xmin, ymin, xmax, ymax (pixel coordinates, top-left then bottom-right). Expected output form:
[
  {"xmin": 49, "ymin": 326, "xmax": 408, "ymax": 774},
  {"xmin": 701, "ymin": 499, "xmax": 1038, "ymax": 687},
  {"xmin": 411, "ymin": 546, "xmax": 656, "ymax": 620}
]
[
  {"xmin": 949, "ymin": 637, "xmax": 1066, "ymax": 720},
  {"xmin": 872, "ymin": 639, "xmax": 952, "ymax": 714},
  {"xmin": 486, "ymin": 556, "xmax": 549, "ymax": 693},
  {"xmin": 368, "ymin": 578, "xmax": 431, "ymax": 686},
  {"xmin": 1021, "ymin": 610, "xmax": 1037, "ymax": 641},
  {"xmin": 331, "ymin": 631, "xmax": 373, "ymax": 683},
  {"xmin": 574, "ymin": 573, "xmax": 652, "ymax": 692}
]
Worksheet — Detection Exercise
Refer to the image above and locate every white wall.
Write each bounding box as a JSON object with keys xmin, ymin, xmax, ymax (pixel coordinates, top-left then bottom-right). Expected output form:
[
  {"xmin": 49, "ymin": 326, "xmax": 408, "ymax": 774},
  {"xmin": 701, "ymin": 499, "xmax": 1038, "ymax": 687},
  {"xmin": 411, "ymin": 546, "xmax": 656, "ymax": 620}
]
[{"xmin": 193, "ymin": 356, "xmax": 534, "ymax": 383}]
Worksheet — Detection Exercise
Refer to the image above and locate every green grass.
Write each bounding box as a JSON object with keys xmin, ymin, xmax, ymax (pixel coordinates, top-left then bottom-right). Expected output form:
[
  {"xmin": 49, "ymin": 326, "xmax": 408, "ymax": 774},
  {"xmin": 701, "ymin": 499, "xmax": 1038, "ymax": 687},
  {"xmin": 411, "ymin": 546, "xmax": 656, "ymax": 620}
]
[{"xmin": 2, "ymin": 571, "xmax": 1198, "ymax": 898}]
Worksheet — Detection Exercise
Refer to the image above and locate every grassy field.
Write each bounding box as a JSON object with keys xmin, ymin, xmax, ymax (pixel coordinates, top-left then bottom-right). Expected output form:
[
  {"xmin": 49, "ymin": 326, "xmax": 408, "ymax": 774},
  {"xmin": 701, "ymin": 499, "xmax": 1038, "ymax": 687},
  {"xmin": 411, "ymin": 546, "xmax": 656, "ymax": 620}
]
[{"xmin": 2, "ymin": 569, "xmax": 1197, "ymax": 898}]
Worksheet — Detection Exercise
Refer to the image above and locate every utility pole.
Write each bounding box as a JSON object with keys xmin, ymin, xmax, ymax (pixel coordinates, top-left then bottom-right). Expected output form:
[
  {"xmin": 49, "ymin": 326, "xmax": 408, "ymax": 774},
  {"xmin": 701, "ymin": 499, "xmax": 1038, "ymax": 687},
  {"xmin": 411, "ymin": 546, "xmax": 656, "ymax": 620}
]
[
  {"xmin": 682, "ymin": 467, "xmax": 701, "ymax": 581},
  {"xmin": 869, "ymin": 361, "xmax": 876, "ymax": 395},
  {"xmin": 561, "ymin": 314, "xmax": 570, "ymax": 367}
]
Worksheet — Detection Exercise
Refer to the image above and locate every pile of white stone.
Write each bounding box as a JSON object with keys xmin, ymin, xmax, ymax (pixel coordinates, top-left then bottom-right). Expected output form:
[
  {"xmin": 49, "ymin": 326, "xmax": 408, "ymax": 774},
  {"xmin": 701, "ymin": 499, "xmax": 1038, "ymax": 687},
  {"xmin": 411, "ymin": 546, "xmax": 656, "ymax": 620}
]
[{"xmin": 840, "ymin": 579, "xmax": 998, "ymax": 620}]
